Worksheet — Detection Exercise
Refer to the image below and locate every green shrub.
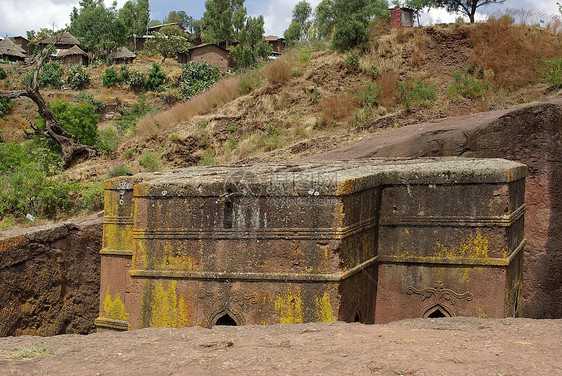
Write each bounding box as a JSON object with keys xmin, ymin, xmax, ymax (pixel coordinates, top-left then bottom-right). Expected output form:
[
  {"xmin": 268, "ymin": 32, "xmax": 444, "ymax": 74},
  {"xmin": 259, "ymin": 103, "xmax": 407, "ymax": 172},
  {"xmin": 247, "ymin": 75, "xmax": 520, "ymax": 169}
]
[
  {"xmin": 122, "ymin": 148, "xmax": 135, "ymax": 160},
  {"xmin": 238, "ymin": 71, "xmax": 261, "ymax": 94},
  {"xmin": 146, "ymin": 63, "xmax": 166, "ymax": 92},
  {"xmin": 362, "ymin": 82, "xmax": 382, "ymax": 107},
  {"xmin": 38, "ymin": 62, "xmax": 64, "ymax": 88},
  {"xmin": 333, "ymin": 19, "xmax": 368, "ymax": 51},
  {"xmin": 37, "ymin": 99, "xmax": 99, "ymax": 146},
  {"xmin": 119, "ymin": 65, "xmax": 130, "ymax": 82},
  {"xmin": 114, "ymin": 94, "xmax": 152, "ymax": 134},
  {"xmin": 397, "ymin": 79, "xmax": 437, "ymax": 108},
  {"xmin": 106, "ymin": 163, "xmax": 132, "ymax": 178},
  {"xmin": 102, "ymin": 67, "xmax": 120, "ymax": 87},
  {"xmin": 0, "ymin": 142, "xmax": 75, "ymax": 219},
  {"xmin": 199, "ymin": 153, "xmax": 215, "ymax": 166},
  {"xmin": 66, "ymin": 64, "xmax": 90, "ymax": 90},
  {"xmin": 97, "ymin": 127, "xmax": 120, "ymax": 156},
  {"xmin": 77, "ymin": 181, "xmax": 104, "ymax": 212},
  {"xmin": 541, "ymin": 56, "xmax": 562, "ymax": 89},
  {"xmin": 298, "ymin": 46, "xmax": 311, "ymax": 63},
  {"xmin": 345, "ymin": 51, "xmax": 360, "ymax": 71},
  {"xmin": 290, "ymin": 68, "xmax": 303, "ymax": 77},
  {"xmin": 138, "ymin": 150, "xmax": 160, "ymax": 171},
  {"xmin": 178, "ymin": 62, "xmax": 220, "ymax": 99},
  {"xmin": 448, "ymin": 69, "xmax": 489, "ymax": 99},
  {"xmin": 0, "ymin": 67, "xmax": 6, "ymax": 80},
  {"xmin": 258, "ymin": 124, "xmax": 283, "ymax": 152},
  {"xmin": 311, "ymin": 85, "xmax": 319, "ymax": 103},
  {"xmin": 0, "ymin": 98, "xmax": 13, "ymax": 117},
  {"xmin": 127, "ymin": 70, "xmax": 146, "ymax": 91},
  {"xmin": 76, "ymin": 92, "xmax": 103, "ymax": 112}
]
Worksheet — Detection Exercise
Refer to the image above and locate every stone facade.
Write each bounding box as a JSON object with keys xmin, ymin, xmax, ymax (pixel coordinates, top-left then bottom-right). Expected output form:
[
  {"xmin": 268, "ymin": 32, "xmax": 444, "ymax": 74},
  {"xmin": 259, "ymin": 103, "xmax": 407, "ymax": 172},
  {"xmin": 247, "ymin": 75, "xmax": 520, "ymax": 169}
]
[{"xmin": 96, "ymin": 158, "xmax": 526, "ymax": 331}]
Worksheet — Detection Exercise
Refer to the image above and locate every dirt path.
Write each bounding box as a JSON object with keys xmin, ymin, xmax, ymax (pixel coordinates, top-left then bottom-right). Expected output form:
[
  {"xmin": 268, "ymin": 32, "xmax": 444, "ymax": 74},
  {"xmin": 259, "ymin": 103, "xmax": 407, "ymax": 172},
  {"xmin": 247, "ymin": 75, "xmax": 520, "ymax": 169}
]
[{"xmin": 1, "ymin": 318, "xmax": 560, "ymax": 375}]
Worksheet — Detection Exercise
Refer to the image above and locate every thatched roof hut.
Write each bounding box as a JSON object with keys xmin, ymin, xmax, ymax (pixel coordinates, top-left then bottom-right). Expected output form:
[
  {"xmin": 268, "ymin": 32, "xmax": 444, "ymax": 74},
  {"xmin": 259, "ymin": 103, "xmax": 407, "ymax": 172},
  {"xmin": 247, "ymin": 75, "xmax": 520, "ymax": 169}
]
[
  {"xmin": 109, "ymin": 46, "xmax": 136, "ymax": 64},
  {"xmin": 57, "ymin": 45, "xmax": 88, "ymax": 66},
  {"xmin": 0, "ymin": 37, "xmax": 27, "ymax": 62},
  {"xmin": 40, "ymin": 31, "xmax": 80, "ymax": 49}
]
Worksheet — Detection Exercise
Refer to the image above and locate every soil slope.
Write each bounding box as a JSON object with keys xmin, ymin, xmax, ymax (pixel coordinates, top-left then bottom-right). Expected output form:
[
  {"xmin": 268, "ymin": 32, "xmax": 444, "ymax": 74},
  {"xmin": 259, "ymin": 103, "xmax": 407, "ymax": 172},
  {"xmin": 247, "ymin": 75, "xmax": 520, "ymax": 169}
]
[{"xmin": 0, "ymin": 318, "xmax": 560, "ymax": 376}]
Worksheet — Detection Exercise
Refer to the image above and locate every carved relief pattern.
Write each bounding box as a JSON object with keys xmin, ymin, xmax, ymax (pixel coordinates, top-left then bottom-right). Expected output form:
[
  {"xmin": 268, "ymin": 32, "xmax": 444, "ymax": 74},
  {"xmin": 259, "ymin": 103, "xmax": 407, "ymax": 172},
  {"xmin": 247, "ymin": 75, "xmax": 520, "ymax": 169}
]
[
  {"xmin": 198, "ymin": 286, "xmax": 258, "ymax": 325},
  {"xmin": 406, "ymin": 282, "xmax": 473, "ymax": 305}
]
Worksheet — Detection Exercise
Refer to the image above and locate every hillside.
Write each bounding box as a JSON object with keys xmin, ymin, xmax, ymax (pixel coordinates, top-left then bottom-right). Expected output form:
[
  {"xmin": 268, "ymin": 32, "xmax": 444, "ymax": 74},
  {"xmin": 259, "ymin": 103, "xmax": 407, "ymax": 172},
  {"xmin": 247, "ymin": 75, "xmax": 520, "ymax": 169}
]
[
  {"xmin": 0, "ymin": 21, "xmax": 561, "ymax": 227},
  {"xmin": 79, "ymin": 22, "xmax": 561, "ymax": 176}
]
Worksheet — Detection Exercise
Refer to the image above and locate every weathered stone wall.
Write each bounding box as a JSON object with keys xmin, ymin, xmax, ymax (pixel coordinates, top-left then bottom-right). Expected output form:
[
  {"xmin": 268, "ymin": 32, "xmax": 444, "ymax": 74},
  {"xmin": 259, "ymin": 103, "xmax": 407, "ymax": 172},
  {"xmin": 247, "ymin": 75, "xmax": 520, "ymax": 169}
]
[
  {"xmin": 0, "ymin": 216, "xmax": 102, "ymax": 336},
  {"xmin": 97, "ymin": 158, "xmax": 526, "ymax": 330},
  {"xmin": 308, "ymin": 98, "xmax": 562, "ymax": 319}
]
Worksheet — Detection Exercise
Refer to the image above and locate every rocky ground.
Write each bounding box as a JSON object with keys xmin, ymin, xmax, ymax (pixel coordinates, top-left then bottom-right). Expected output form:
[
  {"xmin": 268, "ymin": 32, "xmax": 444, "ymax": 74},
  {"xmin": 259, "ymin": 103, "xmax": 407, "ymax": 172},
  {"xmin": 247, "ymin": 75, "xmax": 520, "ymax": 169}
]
[{"xmin": 0, "ymin": 318, "xmax": 560, "ymax": 375}]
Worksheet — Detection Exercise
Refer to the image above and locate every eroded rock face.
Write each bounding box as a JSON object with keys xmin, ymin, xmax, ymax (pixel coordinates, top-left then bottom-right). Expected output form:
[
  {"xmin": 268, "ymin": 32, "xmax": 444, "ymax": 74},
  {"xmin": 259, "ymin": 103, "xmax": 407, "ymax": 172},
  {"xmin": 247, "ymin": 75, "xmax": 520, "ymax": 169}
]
[
  {"xmin": 307, "ymin": 98, "xmax": 562, "ymax": 318},
  {"xmin": 0, "ymin": 216, "xmax": 102, "ymax": 336}
]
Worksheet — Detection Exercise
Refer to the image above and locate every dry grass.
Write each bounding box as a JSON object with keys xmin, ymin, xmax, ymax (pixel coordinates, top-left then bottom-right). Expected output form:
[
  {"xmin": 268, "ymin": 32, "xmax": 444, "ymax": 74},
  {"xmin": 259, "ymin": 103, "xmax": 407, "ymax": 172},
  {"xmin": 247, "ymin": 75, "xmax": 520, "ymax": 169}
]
[
  {"xmin": 317, "ymin": 91, "xmax": 358, "ymax": 126},
  {"xmin": 378, "ymin": 72, "xmax": 399, "ymax": 109},
  {"xmin": 363, "ymin": 27, "xmax": 430, "ymax": 74},
  {"xmin": 136, "ymin": 76, "xmax": 242, "ymax": 138},
  {"xmin": 260, "ymin": 54, "xmax": 296, "ymax": 85},
  {"xmin": 470, "ymin": 20, "xmax": 562, "ymax": 88},
  {"xmin": 396, "ymin": 27, "xmax": 413, "ymax": 44},
  {"xmin": 490, "ymin": 8, "xmax": 562, "ymax": 34},
  {"xmin": 410, "ymin": 31, "xmax": 429, "ymax": 66}
]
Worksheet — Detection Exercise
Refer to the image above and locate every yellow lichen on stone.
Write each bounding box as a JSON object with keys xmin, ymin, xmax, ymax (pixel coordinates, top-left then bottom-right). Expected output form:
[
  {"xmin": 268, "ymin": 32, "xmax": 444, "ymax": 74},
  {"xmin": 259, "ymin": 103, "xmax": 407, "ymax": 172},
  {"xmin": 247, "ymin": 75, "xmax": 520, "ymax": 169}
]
[
  {"xmin": 476, "ymin": 306, "xmax": 488, "ymax": 318},
  {"xmin": 435, "ymin": 233, "xmax": 489, "ymax": 259},
  {"xmin": 149, "ymin": 281, "xmax": 190, "ymax": 328},
  {"xmin": 132, "ymin": 239, "xmax": 147, "ymax": 268},
  {"xmin": 315, "ymin": 292, "xmax": 336, "ymax": 322},
  {"xmin": 0, "ymin": 236, "xmax": 26, "ymax": 253},
  {"xmin": 103, "ymin": 286, "xmax": 129, "ymax": 321},
  {"xmin": 274, "ymin": 288, "xmax": 303, "ymax": 324}
]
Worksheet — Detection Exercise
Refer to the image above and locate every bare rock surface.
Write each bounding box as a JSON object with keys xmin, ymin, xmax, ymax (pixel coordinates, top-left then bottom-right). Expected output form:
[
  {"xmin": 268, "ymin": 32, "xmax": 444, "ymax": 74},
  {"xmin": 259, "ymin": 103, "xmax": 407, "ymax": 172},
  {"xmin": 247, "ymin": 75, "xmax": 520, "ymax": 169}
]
[
  {"xmin": 0, "ymin": 215, "xmax": 102, "ymax": 336},
  {"xmin": 0, "ymin": 318, "xmax": 560, "ymax": 375}
]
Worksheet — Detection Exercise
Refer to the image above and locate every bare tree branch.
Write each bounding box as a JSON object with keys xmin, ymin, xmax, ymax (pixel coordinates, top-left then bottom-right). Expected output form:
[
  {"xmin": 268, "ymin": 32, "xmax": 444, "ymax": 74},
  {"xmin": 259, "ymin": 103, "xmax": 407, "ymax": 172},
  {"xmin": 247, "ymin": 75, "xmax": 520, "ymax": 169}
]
[{"xmin": 0, "ymin": 41, "xmax": 97, "ymax": 168}]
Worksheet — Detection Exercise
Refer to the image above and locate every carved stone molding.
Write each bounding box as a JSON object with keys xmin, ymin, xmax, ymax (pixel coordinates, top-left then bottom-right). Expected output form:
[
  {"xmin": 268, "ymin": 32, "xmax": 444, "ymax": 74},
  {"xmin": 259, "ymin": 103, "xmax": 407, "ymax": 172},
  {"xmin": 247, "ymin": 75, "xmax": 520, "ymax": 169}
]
[{"xmin": 406, "ymin": 281, "xmax": 473, "ymax": 305}]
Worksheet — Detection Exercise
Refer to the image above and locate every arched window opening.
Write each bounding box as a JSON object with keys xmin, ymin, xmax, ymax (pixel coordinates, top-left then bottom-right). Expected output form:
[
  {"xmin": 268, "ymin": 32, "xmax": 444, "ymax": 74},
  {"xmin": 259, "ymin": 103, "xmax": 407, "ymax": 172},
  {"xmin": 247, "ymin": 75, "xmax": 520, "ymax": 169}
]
[
  {"xmin": 215, "ymin": 313, "xmax": 237, "ymax": 326},
  {"xmin": 423, "ymin": 305, "xmax": 452, "ymax": 319}
]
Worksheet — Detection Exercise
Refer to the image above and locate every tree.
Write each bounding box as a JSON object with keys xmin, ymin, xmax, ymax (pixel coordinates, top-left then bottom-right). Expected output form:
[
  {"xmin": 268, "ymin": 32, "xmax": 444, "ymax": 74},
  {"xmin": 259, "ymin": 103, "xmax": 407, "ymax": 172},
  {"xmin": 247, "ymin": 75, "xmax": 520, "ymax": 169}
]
[
  {"xmin": 70, "ymin": 0, "xmax": 127, "ymax": 58},
  {"xmin": 284, "ymin": 1, "xmax": 313, "ymax": 45},
  {"xmin": 164, "ymin": 10, "xmax": 195, "ymax": 30},
  {"xmin": 433, "ymin": 0, "xmax": 505, "ymax": 23},
  {"xmin": 201, "ymin": 0, "xmax": 246, "ymax": 46},
  {"xmin": 314, "ymin": 0, "xmax": 335, "ymax": 40},
  {"xmin": 137, "ymin": 0, "xmax": 150, "ymax": 35},
  {"xmin": 332, "ymin": 0, "xmax": 389, "ymax": 50},
  {"xmin": 234, "ymin": 15, "xmax": 272, "ymax": 68},
  {"xmin": 145, "ymin": 25, "xmax": 190, "ymax": 62},
  {"xmin": 405, "ymin": 0, "xmax": 435, "ymax": 26},
  {"xmin": 118, "ymin": 1, "xmax": 138, "ymax": 45},
  {"xmin": 0, "ymin": 49, "xmax": 96, "ymax": 167},
  {"xmin": 26, "ymin": 28, "xmax": 56, "ymax": 52}
]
